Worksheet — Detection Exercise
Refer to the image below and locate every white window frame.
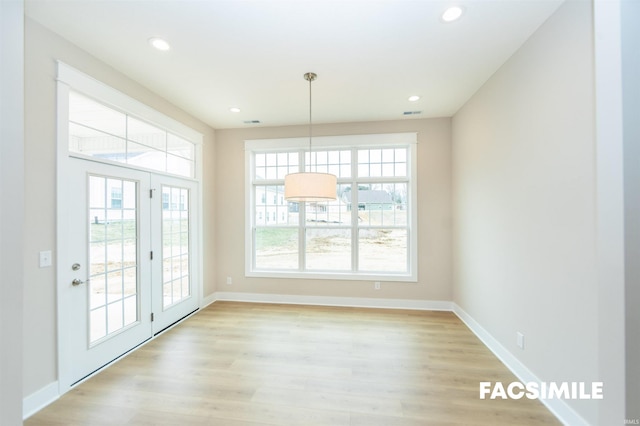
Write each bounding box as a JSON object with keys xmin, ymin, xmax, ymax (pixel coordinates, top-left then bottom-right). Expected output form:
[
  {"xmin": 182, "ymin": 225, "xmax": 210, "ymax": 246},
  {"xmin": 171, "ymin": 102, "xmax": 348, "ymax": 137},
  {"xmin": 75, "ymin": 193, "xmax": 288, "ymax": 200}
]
[
  {"xmin": 245, "ymin": 133, "xmax": 418, "ymax": 282},
  {"xmin": 57, "ymin": 62, "xmax": 202, "ymax": 182}
]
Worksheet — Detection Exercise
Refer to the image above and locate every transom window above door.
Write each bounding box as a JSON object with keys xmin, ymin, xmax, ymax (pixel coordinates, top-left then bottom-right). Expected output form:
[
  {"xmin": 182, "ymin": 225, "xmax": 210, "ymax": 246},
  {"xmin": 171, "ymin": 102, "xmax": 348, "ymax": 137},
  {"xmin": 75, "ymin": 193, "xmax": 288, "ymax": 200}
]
[{"xmin": 68, "ymin": 91, "xmax": 196, "ymax": 179}]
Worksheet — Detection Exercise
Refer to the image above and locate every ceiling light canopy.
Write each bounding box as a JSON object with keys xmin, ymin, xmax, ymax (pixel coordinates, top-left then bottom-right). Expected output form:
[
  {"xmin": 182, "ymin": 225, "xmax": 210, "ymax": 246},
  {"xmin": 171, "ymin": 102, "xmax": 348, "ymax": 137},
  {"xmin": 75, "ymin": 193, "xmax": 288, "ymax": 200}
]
[
  {"xmin": 442, "ymin": 6, "xmax": 464, "ymax": 22},
  {"xmin": 149, "ymin": 37, "xmax": 170, "ymax": 51},
  {"xmin": 284, "ymin": 73, "xmax": 337, "ymax": 202}
]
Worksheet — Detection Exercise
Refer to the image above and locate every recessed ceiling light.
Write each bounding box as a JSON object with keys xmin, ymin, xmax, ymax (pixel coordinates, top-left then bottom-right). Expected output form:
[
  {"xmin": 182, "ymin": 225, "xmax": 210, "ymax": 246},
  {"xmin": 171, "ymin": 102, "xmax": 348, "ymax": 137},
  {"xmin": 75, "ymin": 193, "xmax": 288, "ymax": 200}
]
[
  {"xmin": 149, "ymin": 37, "xmax": 171, "ymax": 51},
  {"xmin": 408, "ymin": 95, "xmax": 421, "ymax": 102},
  {"xmin": 442, "ymin": 6, "xmax": 464, "ymax": 22},
  {"xmin": 229, "ymin": 107, "xmax": 241, "ymax": 113}
]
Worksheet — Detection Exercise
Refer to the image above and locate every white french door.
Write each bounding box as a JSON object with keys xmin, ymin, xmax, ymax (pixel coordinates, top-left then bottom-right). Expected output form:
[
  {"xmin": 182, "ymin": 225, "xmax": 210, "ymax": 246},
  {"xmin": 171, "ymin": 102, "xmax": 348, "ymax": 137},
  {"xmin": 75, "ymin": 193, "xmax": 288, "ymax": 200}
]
[
  {"xmin": 150, "ymin": 174, "xmax": 199, "ymax": 333},
  {"xmin": 58, "ymin": 158, "xmax": 199, "ymax": 390}
]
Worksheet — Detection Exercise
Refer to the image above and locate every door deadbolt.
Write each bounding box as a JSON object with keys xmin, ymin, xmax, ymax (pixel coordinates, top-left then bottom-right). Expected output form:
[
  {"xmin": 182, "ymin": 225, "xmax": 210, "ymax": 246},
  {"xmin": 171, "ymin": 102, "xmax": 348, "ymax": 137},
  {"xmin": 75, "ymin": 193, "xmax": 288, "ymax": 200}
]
[{"xmin": 72, "ymin": 263, "xmax": 81, "ymax": 271}]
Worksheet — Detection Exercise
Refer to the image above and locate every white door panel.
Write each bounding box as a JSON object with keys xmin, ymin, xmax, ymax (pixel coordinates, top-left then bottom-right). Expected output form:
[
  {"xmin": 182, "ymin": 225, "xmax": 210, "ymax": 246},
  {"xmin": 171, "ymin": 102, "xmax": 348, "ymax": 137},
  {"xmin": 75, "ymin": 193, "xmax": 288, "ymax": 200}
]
[{"xmin": 59, "ymin": 159, "xmax": 152, "ymax": 389}]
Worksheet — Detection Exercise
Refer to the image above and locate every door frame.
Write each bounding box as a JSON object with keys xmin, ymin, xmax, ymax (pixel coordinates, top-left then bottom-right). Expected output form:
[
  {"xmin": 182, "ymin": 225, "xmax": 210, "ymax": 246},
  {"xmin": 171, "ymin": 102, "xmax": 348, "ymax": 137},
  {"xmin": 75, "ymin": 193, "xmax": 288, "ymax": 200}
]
[{"xmin": 56, "ymin": 65, "xmax": 203, "ymax": 394}]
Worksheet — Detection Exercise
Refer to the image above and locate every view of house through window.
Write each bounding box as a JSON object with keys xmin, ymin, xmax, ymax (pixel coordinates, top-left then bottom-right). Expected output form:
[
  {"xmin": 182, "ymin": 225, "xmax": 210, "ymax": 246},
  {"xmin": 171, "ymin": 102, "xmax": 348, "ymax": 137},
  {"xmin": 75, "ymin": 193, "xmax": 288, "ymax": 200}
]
[
  {"xmin": 88, "ymin": 175, "xmax": 138, "ymax": 343},
  {"xmin": 247, "ymin": 134, "xmax": 416, "ymax": 280},
  {"xmin": 162, "ymin": 185, "xmax": 191, "ymax": 308}
]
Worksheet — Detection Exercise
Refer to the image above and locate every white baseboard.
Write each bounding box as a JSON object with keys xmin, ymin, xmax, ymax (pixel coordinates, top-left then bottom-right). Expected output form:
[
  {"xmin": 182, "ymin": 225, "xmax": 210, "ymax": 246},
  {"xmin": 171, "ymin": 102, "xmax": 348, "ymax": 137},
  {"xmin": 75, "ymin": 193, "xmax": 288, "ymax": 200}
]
[
  {"xmin": 23, "ymin": 381, "xmax": 59, "ymax": 420},
  {"xmin": 211, "ymin": 291, "xmax": 453, "ymax": 311},
  {"xmin": 200, "ymin": 292, "xmax": 217, "ymax": 308},
  {"xmin": 452, "ymin": 303, "xmax": 588, "ymax": 426}
]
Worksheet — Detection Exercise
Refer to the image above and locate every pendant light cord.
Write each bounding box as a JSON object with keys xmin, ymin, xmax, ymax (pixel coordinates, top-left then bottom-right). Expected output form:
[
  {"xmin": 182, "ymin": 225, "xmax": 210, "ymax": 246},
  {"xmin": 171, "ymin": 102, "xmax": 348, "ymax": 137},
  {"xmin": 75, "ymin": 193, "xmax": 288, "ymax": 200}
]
[{"xmin": 304, "ymin": 72, "xmax": 318, "ymax": 173}]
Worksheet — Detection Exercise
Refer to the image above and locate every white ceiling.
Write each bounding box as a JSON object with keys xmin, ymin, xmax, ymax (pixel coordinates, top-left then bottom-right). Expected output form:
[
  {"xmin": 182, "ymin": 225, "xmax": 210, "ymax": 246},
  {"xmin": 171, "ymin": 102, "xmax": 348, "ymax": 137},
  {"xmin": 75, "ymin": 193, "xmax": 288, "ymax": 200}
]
[{"xmin": 25, "ymin": 0, "xmax": 563, "ymax": 129}]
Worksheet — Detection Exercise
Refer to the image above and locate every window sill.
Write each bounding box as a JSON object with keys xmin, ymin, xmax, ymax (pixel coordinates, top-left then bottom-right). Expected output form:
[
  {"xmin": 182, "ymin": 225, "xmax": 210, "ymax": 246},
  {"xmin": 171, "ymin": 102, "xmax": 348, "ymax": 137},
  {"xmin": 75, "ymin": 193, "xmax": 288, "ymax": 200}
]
[{"xmin": 245, "ymin": 270, "xmax": 418, "ymax": 283}]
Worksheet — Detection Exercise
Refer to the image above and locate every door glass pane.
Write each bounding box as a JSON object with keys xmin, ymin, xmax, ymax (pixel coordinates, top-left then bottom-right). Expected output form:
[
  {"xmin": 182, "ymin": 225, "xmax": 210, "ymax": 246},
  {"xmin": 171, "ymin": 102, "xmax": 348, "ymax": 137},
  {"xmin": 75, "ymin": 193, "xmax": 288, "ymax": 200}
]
[
  {"xmin": 123, "ymin": 296, "xmax": 137, "ymax": 326},
  {"xmin": 107, "ymin": 302, "xmax": 124, "ymax": 334},
  {"xmin": 162, "ymin": 185, "xmax": 190, "ymax": 308},
  {"xmin": 89, "ymin": 274, "xmax": 105, "ymax": 310},
  {"xmin": 90, "ymin": 307, "xmax": 107, "ymax": 341},
  {"xmin": 88, "ymin": 175, "xmax": 138, "ymax": 344}
]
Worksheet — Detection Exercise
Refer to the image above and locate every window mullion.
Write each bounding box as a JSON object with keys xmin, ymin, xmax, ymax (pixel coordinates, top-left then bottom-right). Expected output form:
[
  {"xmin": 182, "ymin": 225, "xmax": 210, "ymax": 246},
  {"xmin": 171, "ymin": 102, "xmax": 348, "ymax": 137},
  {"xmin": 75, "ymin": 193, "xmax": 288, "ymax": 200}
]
[
  {"xmin": 299, "ymin": 149, "xmax": 306, "ymax": 272},
  {"xmin": 351, "ymin": 147, "xmax": 359, "ymax": 273},
  {"xmin": 125, "ymin": 115, "xmax": 129, "ymax": 164},
  {"xmin": 164, "ymin": 130, "xmax": 169, "ymax": 174},
  {"xmin": 298, "ymin": 202, "xmax": 306, "ymax": 272}
]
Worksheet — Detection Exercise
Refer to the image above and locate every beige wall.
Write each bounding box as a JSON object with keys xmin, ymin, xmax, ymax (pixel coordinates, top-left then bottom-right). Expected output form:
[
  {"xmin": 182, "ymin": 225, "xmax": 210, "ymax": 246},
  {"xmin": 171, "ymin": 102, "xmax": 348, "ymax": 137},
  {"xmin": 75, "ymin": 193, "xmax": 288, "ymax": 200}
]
[
  {"xmin": 622, "ymin": 0, "xmax": 640, "ymax": 419},
  {"xmin": 452, "ymin": 1, "xmax": 600, "ymax": 422},
  {"xmin": 2, "ymin": 0, "xmax": 25, "ymax": 424},
  {"xmin": 23, "ymin": 18, "xmax": 216, "ymax": 397},
  {"xmin": 215, "ymin": 119, "xmax": 452, "ymax": 301}
]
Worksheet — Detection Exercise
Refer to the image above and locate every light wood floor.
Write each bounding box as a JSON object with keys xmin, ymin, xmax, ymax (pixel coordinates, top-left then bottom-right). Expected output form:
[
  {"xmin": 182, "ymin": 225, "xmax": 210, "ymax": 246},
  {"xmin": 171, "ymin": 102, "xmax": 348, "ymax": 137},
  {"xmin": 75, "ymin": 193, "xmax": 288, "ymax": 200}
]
[{"xmin": 26, "ymin": 302, "xmax": 560, "ymax": 425}]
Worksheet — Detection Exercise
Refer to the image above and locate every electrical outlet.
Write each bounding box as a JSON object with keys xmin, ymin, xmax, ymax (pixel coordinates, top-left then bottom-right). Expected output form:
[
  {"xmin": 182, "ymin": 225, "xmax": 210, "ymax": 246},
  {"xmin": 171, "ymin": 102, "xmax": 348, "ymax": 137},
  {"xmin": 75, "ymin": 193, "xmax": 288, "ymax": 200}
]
[
  {"xmin": 517, "ymin": 332, "xmax": 525, "ymax": 349},
  {"xmin": 226, "ymin": 276, "xmax": 232, "ymax": 285},
  {"xmin": 374, "ymin": 281, "xmax": 381, "ymax": 290}
]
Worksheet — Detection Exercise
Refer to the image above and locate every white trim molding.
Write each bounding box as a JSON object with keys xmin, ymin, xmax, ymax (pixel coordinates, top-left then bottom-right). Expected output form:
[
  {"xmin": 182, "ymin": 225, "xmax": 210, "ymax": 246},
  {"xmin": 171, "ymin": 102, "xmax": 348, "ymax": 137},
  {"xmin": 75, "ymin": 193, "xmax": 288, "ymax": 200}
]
[
  {"xmin": 245, "ymin": 132, "xmax": 418, "ymax": 151},
  {"xmin": 23, "ymin": 381, "xmax": 59, "ymax": 420},
  {"xmin": 200, "ymin": 292, "xmax": 217, "ymax": 309},
  {"xmin": 452, "ymin": 303, "xmax": 588, "ymax": 426},
  {"xmin": 212, "ymin": 291, "xmax": 451, "ymax": 311}
]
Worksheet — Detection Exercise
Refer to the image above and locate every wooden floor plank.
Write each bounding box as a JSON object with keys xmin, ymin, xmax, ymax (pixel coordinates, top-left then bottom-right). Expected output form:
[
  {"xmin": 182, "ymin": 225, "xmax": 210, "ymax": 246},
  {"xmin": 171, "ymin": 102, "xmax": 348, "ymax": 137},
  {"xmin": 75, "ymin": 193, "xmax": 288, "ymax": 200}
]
[{"xmin": 25, "ymin": 301, "xmax": 560, "ymax": 425}]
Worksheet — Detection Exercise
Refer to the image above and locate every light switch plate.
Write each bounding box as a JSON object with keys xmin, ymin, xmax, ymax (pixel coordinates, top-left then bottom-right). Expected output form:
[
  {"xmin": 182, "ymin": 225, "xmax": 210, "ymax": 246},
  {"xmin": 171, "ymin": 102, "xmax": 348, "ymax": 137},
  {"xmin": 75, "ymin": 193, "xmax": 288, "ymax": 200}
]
[
  {"xmin": 39, "ymin": 250, "xmax": 52, "ymax": 268},
  {"xmin": 517, "ymin": 332, "xmax": 525, "ymax": 349}
]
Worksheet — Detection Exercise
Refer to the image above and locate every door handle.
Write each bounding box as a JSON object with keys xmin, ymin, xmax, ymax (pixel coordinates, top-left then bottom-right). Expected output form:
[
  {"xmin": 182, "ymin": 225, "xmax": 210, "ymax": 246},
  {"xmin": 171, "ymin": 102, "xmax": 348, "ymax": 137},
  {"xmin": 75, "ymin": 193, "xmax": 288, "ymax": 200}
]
[{"xmin": 71, "ymin": 278, "xmax": 84, "ymax": 286}]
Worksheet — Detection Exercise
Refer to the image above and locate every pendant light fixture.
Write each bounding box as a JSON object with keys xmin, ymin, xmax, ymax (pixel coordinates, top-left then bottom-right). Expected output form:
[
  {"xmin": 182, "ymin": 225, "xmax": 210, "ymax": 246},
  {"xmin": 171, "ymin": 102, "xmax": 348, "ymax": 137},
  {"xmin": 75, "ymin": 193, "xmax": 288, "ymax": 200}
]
[{"xmin": 284, "ymin": 72, "xmax": 337, "ymax": 202}]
